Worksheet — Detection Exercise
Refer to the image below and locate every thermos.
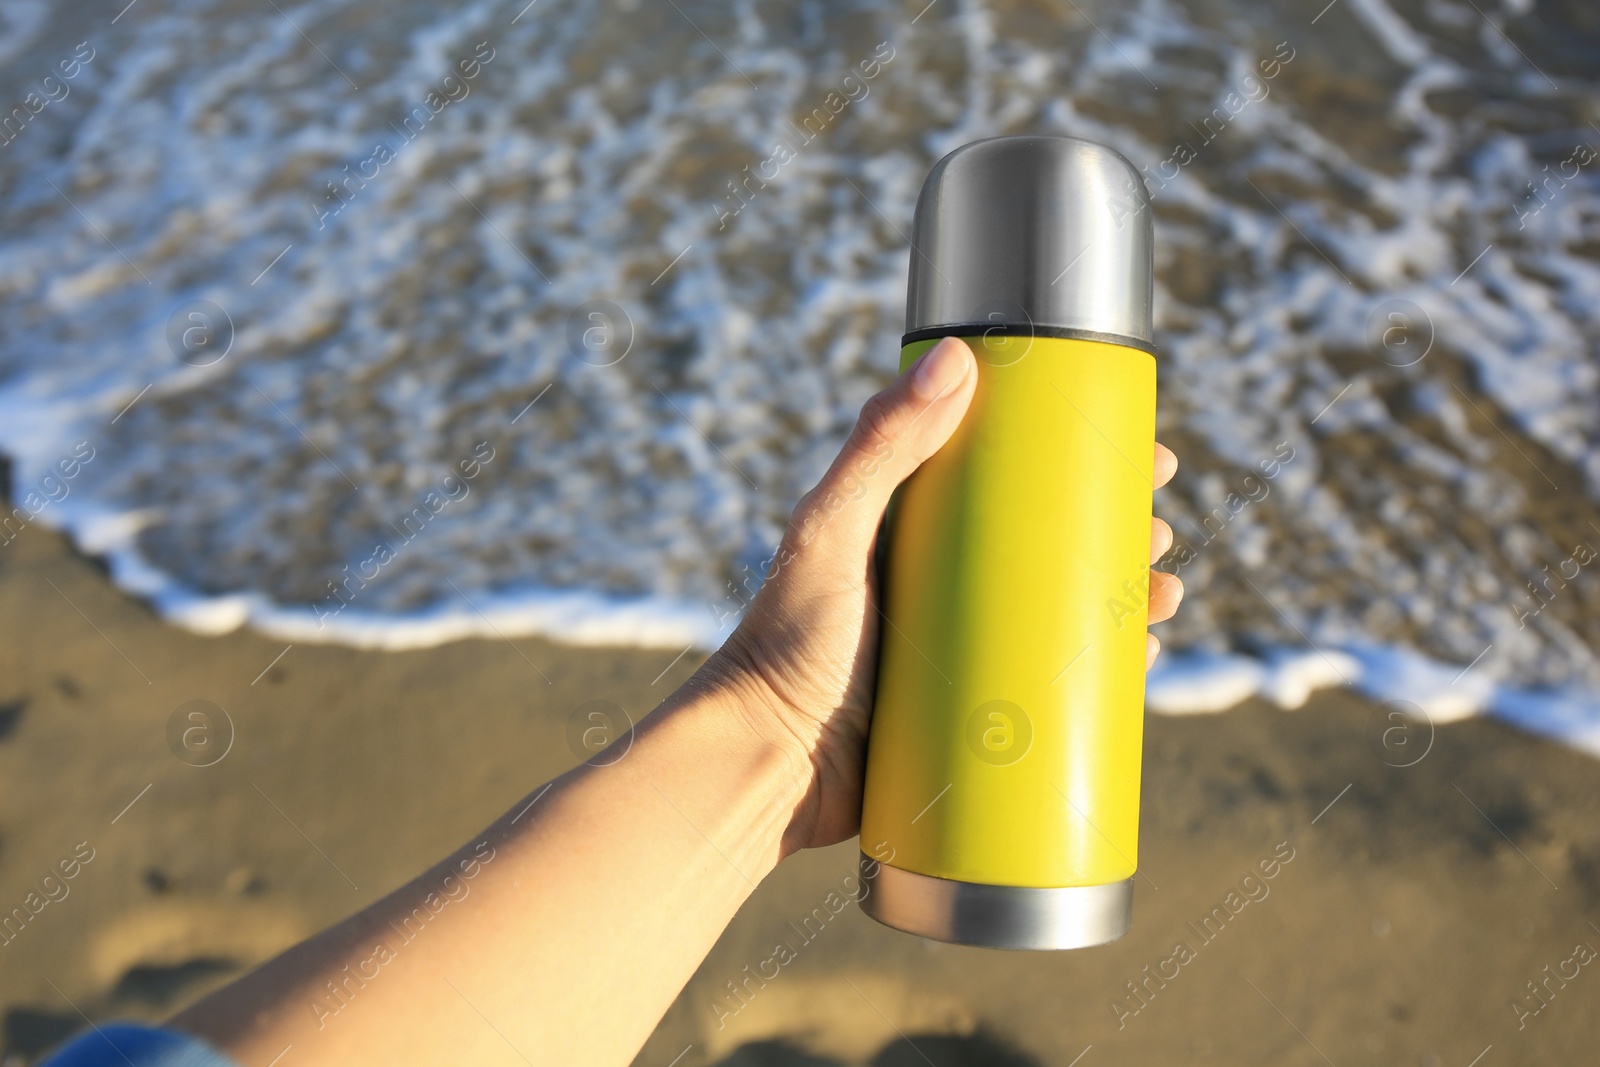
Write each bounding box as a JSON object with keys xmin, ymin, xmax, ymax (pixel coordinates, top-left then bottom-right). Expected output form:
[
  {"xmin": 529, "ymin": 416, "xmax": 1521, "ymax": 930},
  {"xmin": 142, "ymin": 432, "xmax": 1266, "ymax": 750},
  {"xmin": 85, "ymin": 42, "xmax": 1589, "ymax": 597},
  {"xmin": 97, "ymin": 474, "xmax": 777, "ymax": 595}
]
[{"xmin": 859, "ymin": 135, "xmax": 1157, "ymax": 950}]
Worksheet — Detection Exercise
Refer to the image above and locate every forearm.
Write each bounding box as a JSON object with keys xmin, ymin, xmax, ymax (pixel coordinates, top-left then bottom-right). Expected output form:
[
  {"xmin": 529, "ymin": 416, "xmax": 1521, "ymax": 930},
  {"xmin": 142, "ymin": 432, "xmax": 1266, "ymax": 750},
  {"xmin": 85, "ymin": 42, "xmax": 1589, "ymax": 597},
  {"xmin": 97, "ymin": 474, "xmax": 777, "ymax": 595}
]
[{"xmin": 173, "ymin": 660, "xmax": 809, "ymax": 1066}]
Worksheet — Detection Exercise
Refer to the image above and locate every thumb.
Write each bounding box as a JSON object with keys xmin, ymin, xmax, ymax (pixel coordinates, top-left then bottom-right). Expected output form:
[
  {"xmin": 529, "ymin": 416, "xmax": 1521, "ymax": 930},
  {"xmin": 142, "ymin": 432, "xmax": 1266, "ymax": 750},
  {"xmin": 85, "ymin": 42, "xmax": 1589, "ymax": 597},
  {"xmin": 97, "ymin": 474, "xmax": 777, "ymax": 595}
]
[{"xmin": 789, "ymin": 336, "xmax": 977, "ymax": 555}]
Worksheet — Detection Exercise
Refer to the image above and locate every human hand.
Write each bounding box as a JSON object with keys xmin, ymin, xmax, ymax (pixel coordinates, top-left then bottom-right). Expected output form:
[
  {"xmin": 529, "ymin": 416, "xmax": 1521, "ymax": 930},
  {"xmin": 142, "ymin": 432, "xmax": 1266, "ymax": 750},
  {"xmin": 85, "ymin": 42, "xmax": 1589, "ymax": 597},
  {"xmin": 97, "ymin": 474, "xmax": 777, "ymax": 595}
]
[{"xmin": 704, "ymin": 336, "xmax": 1181, "ymax": 857}]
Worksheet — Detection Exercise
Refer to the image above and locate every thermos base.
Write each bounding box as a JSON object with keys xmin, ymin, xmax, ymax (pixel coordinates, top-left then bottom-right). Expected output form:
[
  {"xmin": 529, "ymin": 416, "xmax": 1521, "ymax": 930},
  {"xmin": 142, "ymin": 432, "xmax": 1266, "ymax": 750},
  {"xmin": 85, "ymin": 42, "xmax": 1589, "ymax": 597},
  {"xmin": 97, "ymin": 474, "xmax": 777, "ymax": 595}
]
[{"xmin": 859, "ymin": 853, "xmax": 1133, "ymax": 951}]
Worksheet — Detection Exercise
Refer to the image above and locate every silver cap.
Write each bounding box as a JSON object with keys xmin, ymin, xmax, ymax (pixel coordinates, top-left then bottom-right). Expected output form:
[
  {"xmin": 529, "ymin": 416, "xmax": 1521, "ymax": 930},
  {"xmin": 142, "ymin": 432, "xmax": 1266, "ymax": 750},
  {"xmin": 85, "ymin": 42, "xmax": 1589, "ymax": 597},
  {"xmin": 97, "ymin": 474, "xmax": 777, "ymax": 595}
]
[{"xmin": 904, "ymin": 135, "xmax": 1154, "ymax": 350}]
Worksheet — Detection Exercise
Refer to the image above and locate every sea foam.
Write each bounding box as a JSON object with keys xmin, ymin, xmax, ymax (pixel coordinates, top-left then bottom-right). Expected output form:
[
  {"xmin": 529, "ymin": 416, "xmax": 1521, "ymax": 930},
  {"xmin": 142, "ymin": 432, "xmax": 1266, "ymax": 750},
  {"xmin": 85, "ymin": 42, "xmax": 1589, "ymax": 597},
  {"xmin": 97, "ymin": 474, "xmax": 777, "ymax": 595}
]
[{"xmin": 1, "ymin": 0, "xmax": 1597, "ymax": 753}]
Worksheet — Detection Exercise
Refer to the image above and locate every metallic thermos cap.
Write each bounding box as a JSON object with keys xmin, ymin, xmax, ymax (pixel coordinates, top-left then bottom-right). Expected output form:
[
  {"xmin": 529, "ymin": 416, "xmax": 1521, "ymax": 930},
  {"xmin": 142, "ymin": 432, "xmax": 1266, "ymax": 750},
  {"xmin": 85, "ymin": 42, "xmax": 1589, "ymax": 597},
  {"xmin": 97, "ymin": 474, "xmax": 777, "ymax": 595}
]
[{"xmin": 904, "ymin": 135, "xmax": 1155, "ymax": 351}]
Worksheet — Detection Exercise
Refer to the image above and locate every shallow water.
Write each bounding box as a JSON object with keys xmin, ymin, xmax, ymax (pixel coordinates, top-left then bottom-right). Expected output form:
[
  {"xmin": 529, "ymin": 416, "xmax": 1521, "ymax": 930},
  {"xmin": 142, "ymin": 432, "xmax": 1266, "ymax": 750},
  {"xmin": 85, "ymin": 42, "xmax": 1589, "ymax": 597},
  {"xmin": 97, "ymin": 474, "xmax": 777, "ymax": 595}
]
[{"xmin": 1, "ymin": 1, "xmax": 1597, "ymax": 739}]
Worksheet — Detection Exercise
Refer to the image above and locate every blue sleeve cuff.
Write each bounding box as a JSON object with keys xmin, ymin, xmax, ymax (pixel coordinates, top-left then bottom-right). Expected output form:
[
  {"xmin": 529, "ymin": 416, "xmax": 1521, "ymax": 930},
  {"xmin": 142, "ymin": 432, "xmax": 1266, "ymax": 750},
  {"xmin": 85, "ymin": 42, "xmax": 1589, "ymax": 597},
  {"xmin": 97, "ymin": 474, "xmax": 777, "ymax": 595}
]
[{"xmin": 39, "ymin": 1023, "xmax": 238, "ymax": 1067}]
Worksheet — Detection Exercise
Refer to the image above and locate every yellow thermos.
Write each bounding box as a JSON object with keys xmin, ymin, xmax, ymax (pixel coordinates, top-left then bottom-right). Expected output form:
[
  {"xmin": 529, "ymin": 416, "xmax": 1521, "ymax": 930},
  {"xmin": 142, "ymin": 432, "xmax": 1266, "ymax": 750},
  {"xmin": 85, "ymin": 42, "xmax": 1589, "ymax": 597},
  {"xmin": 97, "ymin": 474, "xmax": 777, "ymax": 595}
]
[{"xmin": 859, "ymin": 135, "xmax": 1157, "ymax": 949}]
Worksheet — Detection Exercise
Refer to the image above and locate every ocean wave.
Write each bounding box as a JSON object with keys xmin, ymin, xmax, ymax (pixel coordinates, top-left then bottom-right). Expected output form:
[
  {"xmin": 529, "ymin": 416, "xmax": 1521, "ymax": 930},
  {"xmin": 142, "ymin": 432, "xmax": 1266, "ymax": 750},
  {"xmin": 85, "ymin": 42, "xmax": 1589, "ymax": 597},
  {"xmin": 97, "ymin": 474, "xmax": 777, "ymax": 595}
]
[{"xmin": 1, "ymin": 0, "xmax": 1597, "ymax": 747}]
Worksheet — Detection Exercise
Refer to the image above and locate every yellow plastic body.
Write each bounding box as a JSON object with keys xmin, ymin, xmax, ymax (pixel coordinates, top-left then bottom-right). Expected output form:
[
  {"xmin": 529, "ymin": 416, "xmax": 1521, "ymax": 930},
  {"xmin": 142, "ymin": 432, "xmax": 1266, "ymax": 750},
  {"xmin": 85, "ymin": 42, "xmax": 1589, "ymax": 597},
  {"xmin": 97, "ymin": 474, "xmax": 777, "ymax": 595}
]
[{"xmin": 860, "ymin": 332, "xmax": 1157, "ymax": 888}]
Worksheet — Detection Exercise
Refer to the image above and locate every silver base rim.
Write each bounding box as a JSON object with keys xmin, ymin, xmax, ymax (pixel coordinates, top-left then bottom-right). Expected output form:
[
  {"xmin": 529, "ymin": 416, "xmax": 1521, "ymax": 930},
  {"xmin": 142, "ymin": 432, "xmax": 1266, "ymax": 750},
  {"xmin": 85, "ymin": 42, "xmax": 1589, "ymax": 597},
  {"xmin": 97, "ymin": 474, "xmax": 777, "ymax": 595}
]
[{"xmin": 858, "ymin": 853, "xmax": 1133, "ymax": 951}]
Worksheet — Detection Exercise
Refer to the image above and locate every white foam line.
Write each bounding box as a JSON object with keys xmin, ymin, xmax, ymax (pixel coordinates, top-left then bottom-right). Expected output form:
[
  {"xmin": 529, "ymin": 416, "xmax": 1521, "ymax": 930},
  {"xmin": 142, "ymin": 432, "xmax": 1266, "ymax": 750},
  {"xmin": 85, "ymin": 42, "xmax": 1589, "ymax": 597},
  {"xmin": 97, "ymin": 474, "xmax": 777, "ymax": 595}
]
[
  {"xmin": 17, "ymin": 497, "xmax": 729, "ymax": 651},
  {"xmin": 1145, "ymin": 645, "xmax": 1600, "ymax": 761}
]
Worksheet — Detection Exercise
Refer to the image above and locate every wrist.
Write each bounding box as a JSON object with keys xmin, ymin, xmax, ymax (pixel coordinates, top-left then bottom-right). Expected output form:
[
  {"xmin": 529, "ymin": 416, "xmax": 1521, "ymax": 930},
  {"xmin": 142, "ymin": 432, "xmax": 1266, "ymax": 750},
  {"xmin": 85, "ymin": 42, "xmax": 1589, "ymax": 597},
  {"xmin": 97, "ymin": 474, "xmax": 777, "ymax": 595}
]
[{"xmin": 684, "ymin": 642, "xmax": 818, "ymax": 862}]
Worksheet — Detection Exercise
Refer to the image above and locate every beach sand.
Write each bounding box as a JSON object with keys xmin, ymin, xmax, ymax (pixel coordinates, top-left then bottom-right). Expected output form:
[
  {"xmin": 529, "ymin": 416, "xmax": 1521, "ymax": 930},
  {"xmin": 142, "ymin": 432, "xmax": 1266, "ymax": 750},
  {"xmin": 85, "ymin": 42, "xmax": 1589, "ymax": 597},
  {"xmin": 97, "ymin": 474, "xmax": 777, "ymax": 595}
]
[{"xmin": 2, "ymin": 519, "xmax": 1598, "ymax": 1066}]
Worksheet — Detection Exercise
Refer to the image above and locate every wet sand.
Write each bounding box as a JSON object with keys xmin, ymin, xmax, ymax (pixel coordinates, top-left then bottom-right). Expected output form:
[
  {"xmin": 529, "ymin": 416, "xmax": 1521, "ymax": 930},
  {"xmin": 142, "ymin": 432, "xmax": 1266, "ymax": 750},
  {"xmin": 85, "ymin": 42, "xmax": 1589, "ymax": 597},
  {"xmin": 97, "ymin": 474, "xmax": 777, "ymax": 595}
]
[{"xmin": 1, "ymin": 519, "xmax": 1598, "ymax": 1065}]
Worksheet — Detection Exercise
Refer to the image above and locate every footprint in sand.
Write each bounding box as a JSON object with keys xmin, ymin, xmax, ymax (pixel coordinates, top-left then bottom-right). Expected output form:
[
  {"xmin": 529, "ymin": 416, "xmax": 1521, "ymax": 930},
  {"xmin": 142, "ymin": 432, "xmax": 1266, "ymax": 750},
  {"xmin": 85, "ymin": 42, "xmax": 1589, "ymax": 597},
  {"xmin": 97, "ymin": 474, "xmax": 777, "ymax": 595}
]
[
  {"xmin": 701, "ymin": 974, "xmax": 1044, "ymax": 1066},
  {"xmin": 86, "ymin": 898, "xmax": 307, "ymax": 1009}
]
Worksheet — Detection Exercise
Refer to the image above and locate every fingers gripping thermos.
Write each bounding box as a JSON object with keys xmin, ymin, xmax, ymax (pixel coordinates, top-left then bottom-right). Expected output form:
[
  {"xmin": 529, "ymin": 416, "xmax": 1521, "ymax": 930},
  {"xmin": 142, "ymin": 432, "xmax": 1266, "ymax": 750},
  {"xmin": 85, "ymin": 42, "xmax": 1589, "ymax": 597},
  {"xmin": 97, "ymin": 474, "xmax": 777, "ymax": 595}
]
[{"xmin": 859, "ymin": 136, "xmax": 1158, "ymax": 950}]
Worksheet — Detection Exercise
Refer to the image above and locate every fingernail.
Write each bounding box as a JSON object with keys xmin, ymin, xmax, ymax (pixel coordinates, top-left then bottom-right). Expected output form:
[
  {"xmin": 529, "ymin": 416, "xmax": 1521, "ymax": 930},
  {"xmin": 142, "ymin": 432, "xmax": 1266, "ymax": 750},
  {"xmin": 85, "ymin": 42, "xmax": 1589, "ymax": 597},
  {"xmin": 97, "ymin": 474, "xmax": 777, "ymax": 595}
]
[{"xmin": 910, "ymin": 337, "xmax": 969, "ymax": 401}]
